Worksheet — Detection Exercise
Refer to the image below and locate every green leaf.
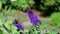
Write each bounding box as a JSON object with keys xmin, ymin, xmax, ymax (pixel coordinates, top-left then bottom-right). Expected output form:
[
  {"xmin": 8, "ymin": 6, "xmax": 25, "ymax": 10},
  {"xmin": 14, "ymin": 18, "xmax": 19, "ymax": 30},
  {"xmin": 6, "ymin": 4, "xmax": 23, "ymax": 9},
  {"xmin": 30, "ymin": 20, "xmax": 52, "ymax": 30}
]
[
  {"xmin": 29, "ymin": 25, "xmax": 36, "ymax": 31},
  {"xmin": 44, "ymin": 0, "xmax": 55, "ymax": 6},
  {"xmin": 0, "ymin": 2, "xmax": 2, "ymax": 10},
  {"xmin": 1, "ymin": 0, "xmax": 7, "ymax": 4}
]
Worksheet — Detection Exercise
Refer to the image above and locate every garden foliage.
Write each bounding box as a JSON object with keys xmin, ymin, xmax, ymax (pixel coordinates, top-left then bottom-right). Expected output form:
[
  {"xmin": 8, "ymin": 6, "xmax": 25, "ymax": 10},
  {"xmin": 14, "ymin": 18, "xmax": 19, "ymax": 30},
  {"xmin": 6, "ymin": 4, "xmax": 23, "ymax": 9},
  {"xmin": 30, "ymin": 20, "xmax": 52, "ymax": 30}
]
[
  {"xmin": 34, "ymin": 0, "xmax": 60, "ymax": 16},
  {"xmin": 50, "ymin": 12, "xmax": 60, "ymax": 27},
  {"xmin": 0, "ymin": 0, "xmax": 35, "ymax": 11}
]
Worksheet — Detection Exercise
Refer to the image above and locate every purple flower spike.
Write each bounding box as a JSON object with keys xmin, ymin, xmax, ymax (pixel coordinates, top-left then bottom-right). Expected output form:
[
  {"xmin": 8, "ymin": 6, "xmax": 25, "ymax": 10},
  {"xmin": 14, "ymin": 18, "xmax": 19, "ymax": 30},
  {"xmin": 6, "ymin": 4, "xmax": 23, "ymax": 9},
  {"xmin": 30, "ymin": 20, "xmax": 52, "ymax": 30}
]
[
  {"xmin": 27, "ymin": 8, "xmax": 41, "ymax": 25},
  {"xmin": 13, "ymin": 20, "xmax": 24, "ymax": 30}
]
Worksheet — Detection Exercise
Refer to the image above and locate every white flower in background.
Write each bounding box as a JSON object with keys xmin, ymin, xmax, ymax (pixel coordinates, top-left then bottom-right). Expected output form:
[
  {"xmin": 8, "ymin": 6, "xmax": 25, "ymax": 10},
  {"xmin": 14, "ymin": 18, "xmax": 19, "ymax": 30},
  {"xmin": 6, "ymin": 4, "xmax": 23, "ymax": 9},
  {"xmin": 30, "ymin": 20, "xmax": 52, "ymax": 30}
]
[
  {"xmin": 22, "ymin": 21, "xmax": 33, "ymax": 29},
  {"xmin": 11, "ymin": 0, "xmax": 16, "ymax": 2},
  {"xmin": 22, "ymin": 21, "xmax": 33, "ymax": 27},
  {"xmin": 24, "ymin": 29, "xmax": 29, "ymax": 32}
]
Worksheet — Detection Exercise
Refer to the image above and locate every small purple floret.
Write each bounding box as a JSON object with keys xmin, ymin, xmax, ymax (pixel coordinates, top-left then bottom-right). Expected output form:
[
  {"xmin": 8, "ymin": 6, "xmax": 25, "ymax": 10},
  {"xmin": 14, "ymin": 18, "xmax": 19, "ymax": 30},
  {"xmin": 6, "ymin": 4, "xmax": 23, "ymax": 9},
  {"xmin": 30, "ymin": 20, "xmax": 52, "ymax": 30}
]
[{"xmin": 13, "ymin": 21, "xmax": 24, "ymax": 30}]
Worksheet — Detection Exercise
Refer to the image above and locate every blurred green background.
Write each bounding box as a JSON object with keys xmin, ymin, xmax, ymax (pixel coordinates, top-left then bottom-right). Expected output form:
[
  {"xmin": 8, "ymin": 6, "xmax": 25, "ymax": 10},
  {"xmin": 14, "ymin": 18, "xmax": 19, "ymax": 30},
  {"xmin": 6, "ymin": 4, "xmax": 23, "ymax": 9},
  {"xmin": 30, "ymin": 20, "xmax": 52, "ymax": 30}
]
[{"xmin": 0, "ymin": 0, "xmax": 60, "ymax": 34}]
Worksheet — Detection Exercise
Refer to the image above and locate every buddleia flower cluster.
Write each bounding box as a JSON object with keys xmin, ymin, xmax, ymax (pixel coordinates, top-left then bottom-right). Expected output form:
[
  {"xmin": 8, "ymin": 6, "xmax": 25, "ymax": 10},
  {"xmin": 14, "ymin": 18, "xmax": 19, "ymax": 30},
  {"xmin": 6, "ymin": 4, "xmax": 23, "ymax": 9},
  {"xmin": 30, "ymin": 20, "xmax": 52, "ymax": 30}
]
[{"xmin": 27, "ymin": 8, "xmax": 41, "ymax": 25}]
